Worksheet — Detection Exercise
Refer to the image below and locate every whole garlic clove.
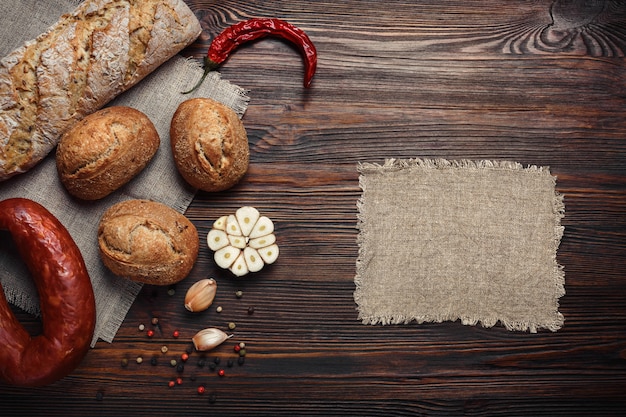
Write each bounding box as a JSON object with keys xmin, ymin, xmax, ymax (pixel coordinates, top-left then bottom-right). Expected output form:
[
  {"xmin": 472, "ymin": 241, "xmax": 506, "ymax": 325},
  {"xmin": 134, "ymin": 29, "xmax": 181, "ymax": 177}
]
[
  {"xmin": 236, "ymin": 206, "xmax": 260, "ymax": 237},
  {"xmin": 184, "ymin": 278, "xmax": 217, "ymax": 312},
  {"xmin": 207, "ymin": 229, "xmax": 229, "ymax": 251},
  {"xmin": 192, "ymin": 328, "xmax": 233, "ymax": 351}
]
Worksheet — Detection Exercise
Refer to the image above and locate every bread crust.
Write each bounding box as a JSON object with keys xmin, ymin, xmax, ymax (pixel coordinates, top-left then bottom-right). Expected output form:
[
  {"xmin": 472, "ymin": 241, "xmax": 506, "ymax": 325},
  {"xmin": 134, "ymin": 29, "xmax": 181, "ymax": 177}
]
[
  {"xmin": 56, "ymin": 106, "xmax": 160, "ymax": 200},
  {"xmin": 170, "ymin": 98, "xmax": 249, "ymax": 192},
  {"xmin": 0, "ymin": 0, "xmax": 201, "ymax": 181},
  {"xmin": 98, "ymin": 199, "xmax": 199, "ymax": 285}
]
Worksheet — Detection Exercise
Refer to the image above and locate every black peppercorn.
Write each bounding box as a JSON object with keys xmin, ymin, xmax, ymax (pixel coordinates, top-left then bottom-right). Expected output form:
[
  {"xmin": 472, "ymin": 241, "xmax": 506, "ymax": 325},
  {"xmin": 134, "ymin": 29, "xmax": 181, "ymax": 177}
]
[{"xmin": 176, "ymin": 363, "xmax": 185, "ymax": 373}]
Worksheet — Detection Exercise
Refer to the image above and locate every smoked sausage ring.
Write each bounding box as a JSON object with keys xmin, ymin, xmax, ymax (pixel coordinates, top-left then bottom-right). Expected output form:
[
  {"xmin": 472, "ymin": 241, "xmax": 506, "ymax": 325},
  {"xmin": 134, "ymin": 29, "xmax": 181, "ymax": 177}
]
[{"xmin": 0, "ymin": 198, "xmax": 95, "ymax": 387}]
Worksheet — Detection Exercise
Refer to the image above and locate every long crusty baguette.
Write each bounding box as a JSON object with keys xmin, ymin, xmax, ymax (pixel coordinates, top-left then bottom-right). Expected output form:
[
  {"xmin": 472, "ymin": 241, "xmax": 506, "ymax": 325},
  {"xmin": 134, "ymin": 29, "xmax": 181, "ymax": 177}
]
[{"xmin": 0, "ymin": 0, "xmax": 201, "ymax": 181}]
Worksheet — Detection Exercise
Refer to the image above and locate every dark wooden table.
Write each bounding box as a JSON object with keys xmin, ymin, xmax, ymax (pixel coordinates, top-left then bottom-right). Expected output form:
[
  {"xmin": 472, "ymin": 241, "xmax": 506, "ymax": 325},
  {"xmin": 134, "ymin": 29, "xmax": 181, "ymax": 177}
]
[{"xmin": 2, "ymin": 0, "xmax": 626, "ymax": 415}]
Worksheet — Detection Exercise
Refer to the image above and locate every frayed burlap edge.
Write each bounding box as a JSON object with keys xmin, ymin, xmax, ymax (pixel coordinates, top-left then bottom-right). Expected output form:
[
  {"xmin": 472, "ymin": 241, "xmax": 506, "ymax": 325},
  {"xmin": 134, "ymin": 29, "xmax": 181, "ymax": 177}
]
[{"xmin": 354, "ymin": 158, "xmax": 566, "ymax": 333}]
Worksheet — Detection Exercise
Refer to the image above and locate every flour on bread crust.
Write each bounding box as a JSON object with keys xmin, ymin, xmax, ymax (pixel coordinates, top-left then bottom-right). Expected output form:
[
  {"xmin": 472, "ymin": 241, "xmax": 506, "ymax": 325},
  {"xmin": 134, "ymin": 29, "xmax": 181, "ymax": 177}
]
[{"xmin": 0, "ymin": 0, "xmax": 201, "ymax": 181}]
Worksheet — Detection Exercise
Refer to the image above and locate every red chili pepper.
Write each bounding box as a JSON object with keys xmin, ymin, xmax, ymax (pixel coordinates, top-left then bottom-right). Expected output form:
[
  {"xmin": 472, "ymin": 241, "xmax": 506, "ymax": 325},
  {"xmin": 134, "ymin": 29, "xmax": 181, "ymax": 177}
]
[{"xmin": 183, "ymin": 18, "xmax": 317, "ymax": 94}]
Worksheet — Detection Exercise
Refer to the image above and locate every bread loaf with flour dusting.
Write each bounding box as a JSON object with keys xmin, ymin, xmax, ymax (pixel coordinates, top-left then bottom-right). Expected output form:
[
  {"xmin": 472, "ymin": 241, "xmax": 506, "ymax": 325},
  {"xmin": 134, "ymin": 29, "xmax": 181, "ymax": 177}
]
[{"xmin": 0, "ymin": 0, "xmax": 201, "ymax": 181}]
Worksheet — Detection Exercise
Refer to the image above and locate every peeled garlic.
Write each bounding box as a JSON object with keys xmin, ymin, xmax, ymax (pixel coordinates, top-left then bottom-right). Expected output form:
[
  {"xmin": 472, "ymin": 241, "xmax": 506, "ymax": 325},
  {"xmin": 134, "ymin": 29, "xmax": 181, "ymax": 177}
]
[
  {"xmin": 192, "ymin": 328, "xmax": 233, "ymax": 351},
  {"xmin": 184, "ymin": 278, "xmax": 217, "ymax": 312},
  {"xmin": 206, "ymin": 206, "xmax": 279, "ymax": 276}
]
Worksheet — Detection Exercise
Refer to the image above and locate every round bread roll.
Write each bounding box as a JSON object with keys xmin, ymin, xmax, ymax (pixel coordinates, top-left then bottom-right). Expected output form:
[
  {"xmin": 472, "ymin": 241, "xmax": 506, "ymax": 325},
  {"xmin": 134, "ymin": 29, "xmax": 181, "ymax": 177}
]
[
  {"xmin": 170, "ymin": 98, "xmax": 249, "ymax": 192},
  {"xmin": 98, "ymin": 199, "xmax": 199, "ymax": 285},
  {"xmin": 56, "ymin": 106, "xmax": 160, "ymax": 200}
]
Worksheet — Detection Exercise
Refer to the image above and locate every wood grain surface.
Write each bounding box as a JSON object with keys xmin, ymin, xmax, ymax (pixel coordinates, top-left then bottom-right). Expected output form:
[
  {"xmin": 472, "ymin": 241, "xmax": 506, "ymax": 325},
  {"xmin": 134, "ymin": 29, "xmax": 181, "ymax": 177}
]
[{"xmin": 2, "ymin": 0, "xmax": 626, "ymax": 415}]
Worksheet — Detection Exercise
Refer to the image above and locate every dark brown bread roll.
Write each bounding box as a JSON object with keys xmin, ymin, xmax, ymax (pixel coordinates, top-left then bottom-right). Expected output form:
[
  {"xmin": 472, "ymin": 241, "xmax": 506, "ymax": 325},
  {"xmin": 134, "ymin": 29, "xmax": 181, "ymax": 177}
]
[
  {"xmin": 98, "ymin": 199, "xmax": 199, "ymax": 285},
  {"xmin": 170, "ymin": 98, "xmax": 249, "ymax": 192},
  {"xmin": 56, "ymin": 106, "xmax": 160, "ymax": 200}
]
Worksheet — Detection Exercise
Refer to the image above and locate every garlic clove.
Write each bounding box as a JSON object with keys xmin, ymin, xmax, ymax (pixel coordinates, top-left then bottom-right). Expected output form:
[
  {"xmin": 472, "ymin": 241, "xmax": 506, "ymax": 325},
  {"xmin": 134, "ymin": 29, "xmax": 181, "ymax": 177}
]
[
  {"xmin": 207, "ymin": 229, "xmax": 229, "ymax": 251},
  {"xmin": 192, "ymin": 328, "xmax": 233, "ymax": 351},
  {"xmin": 236, "ymin": 206, "xmax": 260, "ymax": 237},
  {"xmin": 257, "ymin": 244, "xmax": 279, "ymax": 265},
  {"xmin": 213, "ymin": 216, "xmax": 228, "ymax": 231},
  {"xmin": 226, "ymin": 214, "xmax": 242, "ymax": 236},
  {"xmin": 214, "ymin": 245, "xmax": 241, "ymax": 269},
  {"xmin": 243, "ymin": 247, "xmax": 264, "ymax": 272},
  {"xmin": 229, "ymin": 252, "xmax": 249, "ymax": 277},
  {"xmin": 248, "ymin": 233, "xmax": 276, "ymax": 249},
  {"xmin": 184, "ymin": 278, "xmax": 217, "ymax": 312},
  {"xmin": 228, "ymin": 234, "xmax": 247, "ymax": 249},
  {"xmin": 249, "ymin": 216, "xmax": 274, "ymax": 238}
]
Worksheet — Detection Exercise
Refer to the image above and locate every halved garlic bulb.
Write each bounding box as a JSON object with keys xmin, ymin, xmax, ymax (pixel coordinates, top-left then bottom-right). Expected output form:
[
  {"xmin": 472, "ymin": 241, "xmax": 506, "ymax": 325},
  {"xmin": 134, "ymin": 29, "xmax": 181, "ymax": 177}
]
[{"xmin": 207, "ymin": 207, "xmax": 279, "ymax": 276}]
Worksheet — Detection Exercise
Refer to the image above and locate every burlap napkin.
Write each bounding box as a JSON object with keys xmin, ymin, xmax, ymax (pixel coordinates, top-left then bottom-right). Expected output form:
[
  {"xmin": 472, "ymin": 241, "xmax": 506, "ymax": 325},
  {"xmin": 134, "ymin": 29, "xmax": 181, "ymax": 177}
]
[
  {"xmin": 0, "ymin": 0, "xmax": 249, "ymax": 346},
  {"xmin": 355, "ymin": 159, "xmax": 565, "ymax": 333}
]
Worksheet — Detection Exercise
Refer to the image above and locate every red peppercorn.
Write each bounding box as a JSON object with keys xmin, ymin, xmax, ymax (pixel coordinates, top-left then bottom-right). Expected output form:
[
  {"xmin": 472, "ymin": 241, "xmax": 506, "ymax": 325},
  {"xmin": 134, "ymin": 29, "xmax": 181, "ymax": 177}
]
[
  {"xmin": 172, "ymin": 330, "xmax": 180, "ymax": 338},
  {"xmin": 234, "ymin": 344, "xmax": 241, "ymax": 352},
  {"xmin": 181, "ymin": 353, "xmax": 189, "ymax": 362},
  {"xmin": 218, "ymin": 369, "xmax": 225, "ymax": 377},
  {"xmin": 147, "ymin": 329, "xmax": 155, "ymax": 337},
  {"xmin": 168, "ymin": 380, "xmax": 175, "ymax": 388},
  {"xmin": 176, "ymin": 377, "xmax": 183, "ymax": 385},
  {"xmin": 197, "ymin": 385, "xmax": 205, "ymax": 394}
]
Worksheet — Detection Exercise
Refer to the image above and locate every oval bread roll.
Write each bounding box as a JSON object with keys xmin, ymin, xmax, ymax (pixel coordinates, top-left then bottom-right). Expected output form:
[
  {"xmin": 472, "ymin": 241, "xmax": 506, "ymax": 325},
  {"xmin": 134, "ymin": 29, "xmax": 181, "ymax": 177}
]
[
  {"xmin": 170, "ymin": 98, "xmax": 249, "ymax": 192},
  {"xmin": 98, "ymin": 199, "xmax": 199, "ymax": 285},
  {"xmin": 0, "ymin": 0, "xmax": 201, "ymax": 181},
  {"xmin": 56, "ymin": 106, "xmax": 160, "ymax": 200}
]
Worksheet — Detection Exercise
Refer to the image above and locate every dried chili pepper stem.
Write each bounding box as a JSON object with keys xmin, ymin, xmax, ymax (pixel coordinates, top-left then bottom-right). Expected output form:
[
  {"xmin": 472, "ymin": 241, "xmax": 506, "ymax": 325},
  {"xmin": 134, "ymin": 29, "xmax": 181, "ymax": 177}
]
[{"xmin": 183, "ymin": 18, "xmax": 317, "ymax": 94}]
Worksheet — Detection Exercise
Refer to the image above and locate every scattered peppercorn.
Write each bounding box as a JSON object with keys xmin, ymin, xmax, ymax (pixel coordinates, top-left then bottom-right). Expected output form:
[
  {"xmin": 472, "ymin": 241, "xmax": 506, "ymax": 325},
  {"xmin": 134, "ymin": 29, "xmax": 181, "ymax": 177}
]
[
  {"xmin": 150, "ymin": 356, "xmax": 158, "ymax": 366},
  {"xmin": 234, "ymin": 344, "xmax": 241, "ymax": 353},
  {"xmin": 239, "ymin": 342, "xmax": 246, "ymax": 349},
  {"xmin": 168, "ymin": 287, "xmax": 176, "ymax": 296},
  {"xmin": 136, "ymin": 356, "xmax": 143, "ymax": 364},
  {"xmin": 239, "ymin": 349, "xmax": 247, "ymax": 357},
  {"xmin": 209, "ymin": 362, "xmax": 216, "ymax": 371},
  {"xmin": 95, "ymin": 391, "xmax": 104, "ymax": 401},
  {"xmin": 218, "ymin": 369, "xmax": 225, "ymax": 377},
  {"xmin": 216, "ymin": 306, "xmax": 223, "ymax": 313},
  {"xmin": 151, "ymin": 317, "xmax": 159, "ymax": 325},
  {"xmin": 197, "ymin": 385, "xmax": 205, "ymax": 395},
  {"xmin": 121, "ymin": 358, "xmax": 129, "ymax": 368},
  {"xmin": 227, "ymin": 358, "xmax": 234, "ymax": 367},
  {"xmin": 170, "ymin": 359, "xmax": 177, "ymax": 367},
  {"xmin": 208, "ymin": 393, "xmax": 217, "ymax": 404},
  {"xmin": 197, "ymin": 358, "xmax": 206, "ymax": 368},
  {"xmin": 228, "ymin": 322, "xmax": 236, "ymax": 330},
  {"xmin": 161, "ymin": 345, "xmax": 169, "ymax": 354},
  {"xmin": 238, "ymin": 356, "xmax": 245, "ymax": 365},
  {"xmin": 176, "ymin": 363, "xmax": 185, "ymax": 373},
  {"xmin": 181, "ymin": 353, "xmax": 189, "ymax": 362},
  {"xmin": 248, "ymin": 306, "xmax": 255, "ymax": 315},
  {"xmin": 176, "ymin": 377, "xmax": 183, "ymax": 385},
  {"xmin": 235, "ymin": 290, "xmax": 243, "ymax": 299},
  {"xmin": 213, "ymin": 357, "xmax": 220, "ymax": 365},
  {"xmin": 138, "ymin": 324, "xmax": 145, "ymax": 331},
  {"xmin": 147, "ymin": 329, "xmax": 155, "ymax": 338},
  {"xmin": 173, "ymin": 330, "xmax": 180, "ymax": 338},
  {"xmin": 168, "ymin": 380, "xmax": 175, "ymax": 388},
  {"xmin": 185, "ymin": 345, "xmax": 193, "ymax": 354}
]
